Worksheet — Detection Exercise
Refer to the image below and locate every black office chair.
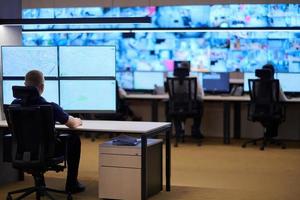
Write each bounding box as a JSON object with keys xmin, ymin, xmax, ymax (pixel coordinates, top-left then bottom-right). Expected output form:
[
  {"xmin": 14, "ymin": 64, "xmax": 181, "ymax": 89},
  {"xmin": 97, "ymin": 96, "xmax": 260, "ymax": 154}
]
[
  {"xmin": 5, "ymin": 86, "xmax": 72, "ymax": 200},
  {"xmin": 242, "ymin": 70, "xmax": 286, "ymax": 150},
  {"xmin": 166, "ymin": 76, "xmax": 202, "ymax": 147}
]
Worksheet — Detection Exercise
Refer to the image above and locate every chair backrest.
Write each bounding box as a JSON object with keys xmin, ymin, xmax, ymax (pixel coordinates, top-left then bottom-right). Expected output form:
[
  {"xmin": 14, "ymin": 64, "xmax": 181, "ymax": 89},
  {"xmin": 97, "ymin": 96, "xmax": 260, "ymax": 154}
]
[
  {"xmin": 248, "ymin": 78, "xmax": 284, "ymax": 122},
  {"xmin": 6, "ymin": 105, "xmax": 56, "ymax": 169},
  {"xmin": 166, "ymin": 77, "xmax": 198, "ymax": 115},
  {"xmin": 5, "ymin": 87, "xmax": 57, "ymax": 170}
]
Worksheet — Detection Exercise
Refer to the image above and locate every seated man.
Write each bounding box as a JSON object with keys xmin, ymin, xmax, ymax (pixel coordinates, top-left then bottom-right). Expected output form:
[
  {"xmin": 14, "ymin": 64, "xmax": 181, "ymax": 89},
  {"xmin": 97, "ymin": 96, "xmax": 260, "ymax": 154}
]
[
  {"xmin": 11, "ymin": 70, "xmax": 85, "ymax": 193},
  {"xmin": 261, "ymin": 64, "xmax": 288, "ymax": 137},
  {"xmin": 172, "ymin": 63, "xmax": 205, "ymax": 139}
]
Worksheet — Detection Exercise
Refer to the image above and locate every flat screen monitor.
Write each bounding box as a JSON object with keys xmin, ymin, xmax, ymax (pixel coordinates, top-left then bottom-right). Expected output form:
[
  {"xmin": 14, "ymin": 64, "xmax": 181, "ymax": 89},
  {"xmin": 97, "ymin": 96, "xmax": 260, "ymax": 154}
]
[
  {"xmin": 2, "ymin": 80, "xmax": 59, "ymax": 104},
  {"xmin": 243, "ymin": 72, "xmax": 257, "ymax": 92},
  {"xmin": 59, "ymin": 46, "xmax": 116, "ymax": 77},
  {"xmin": 202, "ymin": 72, "xmax": 230, "ymax": 93},
  {"xmin": 189, "ymin": 72, "xmax": 203, "ymax": 84},
  {"xmin": 59, "ymin": 80, "xmax": 116, "ymax": 113},
  {"xmin": 2, "ymin": 46, "xmax": 58, "ymax": 77},
  {"xmin": 133, "ymin": 71, "xmax": 164, "ymax": 90},
  {"xmin": 276, "ymin": 73, "xmax": 300, "ymax": 93}
]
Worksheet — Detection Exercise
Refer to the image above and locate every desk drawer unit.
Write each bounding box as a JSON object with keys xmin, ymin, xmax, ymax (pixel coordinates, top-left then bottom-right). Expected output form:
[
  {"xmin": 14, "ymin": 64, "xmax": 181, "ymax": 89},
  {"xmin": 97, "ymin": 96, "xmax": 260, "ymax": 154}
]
[{"xmin": 99, "ymin": 139, "xmax": 163, "ymax": 200}]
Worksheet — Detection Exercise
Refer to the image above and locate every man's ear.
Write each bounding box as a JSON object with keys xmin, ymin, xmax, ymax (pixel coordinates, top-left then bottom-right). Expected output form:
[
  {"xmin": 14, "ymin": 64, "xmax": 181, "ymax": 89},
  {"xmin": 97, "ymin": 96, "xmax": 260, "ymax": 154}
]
[{"xmin": 39, "ymin": 83, "xmax": 45, "ymax": 94}]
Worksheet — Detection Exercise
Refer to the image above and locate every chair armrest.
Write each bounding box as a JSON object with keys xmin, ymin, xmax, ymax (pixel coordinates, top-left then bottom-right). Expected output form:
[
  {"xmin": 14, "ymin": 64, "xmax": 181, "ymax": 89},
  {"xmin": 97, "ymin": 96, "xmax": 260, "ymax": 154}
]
[{"xmin": 2, "ymin": 134, "xmax": 12, "ymax": 162}]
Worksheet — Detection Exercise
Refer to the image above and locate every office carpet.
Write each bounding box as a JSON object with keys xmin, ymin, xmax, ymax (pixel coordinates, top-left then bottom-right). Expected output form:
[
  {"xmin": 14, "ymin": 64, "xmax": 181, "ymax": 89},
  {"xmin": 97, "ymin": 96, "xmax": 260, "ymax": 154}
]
[{"xmin": 1, "ymin": 137, "xmax": 300, "ymax": 200}]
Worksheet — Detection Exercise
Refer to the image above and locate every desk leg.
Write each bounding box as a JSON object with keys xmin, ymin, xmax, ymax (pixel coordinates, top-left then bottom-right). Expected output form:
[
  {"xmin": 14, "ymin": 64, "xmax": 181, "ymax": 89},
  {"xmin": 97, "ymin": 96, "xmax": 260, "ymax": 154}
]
[
  {"xmin": 141, "ymin": 134, "xmax": 147, "ymax": 200},
  {"xmin": 166, "ymin": 129, "xmax": 171, "ymax": 191},
  {"xmin": 233, "ymin": 102, "xmax": 241, "ymax": 139},
  {"xmin": 223, "ymin": 102, "xmax": 231, "ymax": 144},
  {"xmin": 152, "ymin": 100, "xmax": 158, "ymax": 122}
]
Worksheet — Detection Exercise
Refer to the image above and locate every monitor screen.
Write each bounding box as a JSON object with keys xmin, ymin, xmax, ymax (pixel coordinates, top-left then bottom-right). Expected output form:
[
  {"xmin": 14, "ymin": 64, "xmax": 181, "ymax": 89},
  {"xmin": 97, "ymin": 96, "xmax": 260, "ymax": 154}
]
[
  {"xmin": 59, "ymin": 46, "xmax": 116, "ymax": 77},
  {"xmin": 276, "ymin": 73, "xmax": 300, "ymax": 93},
  {"xmin": 2, "ymin": 46, "xmax": 58, "ymax": 77},
  {"xmin": 133, "ymin": 71, "xmax": 164, "ymax": 90},
  {"xmin": 243, "ymin": 72, "xmax": 257, "ymax": 92},
  {"xmin": 2, "ymin": 80, "xmax": 59, "ymax": 104},
  {"xmin": 59, "ymin": 80, "xmax": 116, "ymax": 112},
  {"xmin": 202, "ymin": 72, "xmax": 230, "ymax": 93}
]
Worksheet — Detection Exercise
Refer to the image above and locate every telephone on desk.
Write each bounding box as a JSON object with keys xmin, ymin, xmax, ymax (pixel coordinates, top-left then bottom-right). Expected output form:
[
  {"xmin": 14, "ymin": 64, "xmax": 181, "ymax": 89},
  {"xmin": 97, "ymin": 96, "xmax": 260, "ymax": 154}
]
[{"xmin": 230, "ymin": 85, "xmax": 243, "ymax": 96}]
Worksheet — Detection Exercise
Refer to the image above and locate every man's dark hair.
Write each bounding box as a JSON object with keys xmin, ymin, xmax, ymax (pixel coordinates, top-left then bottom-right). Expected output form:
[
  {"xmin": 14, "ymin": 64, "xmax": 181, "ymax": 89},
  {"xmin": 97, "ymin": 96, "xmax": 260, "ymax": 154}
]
[
  {"xmin": 25, "ymin": 70, "xmax": 44, "ymax": 87},
  {"xmin": 262, "ymin": 64, "xmax": 275, "ymax": 78}
]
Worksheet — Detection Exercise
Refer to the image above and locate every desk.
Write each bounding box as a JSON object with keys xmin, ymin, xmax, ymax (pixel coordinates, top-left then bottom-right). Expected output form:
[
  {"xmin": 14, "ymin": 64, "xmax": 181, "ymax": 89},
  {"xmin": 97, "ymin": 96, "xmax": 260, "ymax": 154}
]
[
  {"xmin": 125, "ymin": 94, "xmax": 300, "ymax": 144},
  {"xmin": 0, "ymin": 120, "xmax": 172, "ymax": 200},
  {"xmin": 125, "ymin": 94, "xmax": 168, "ymax": 122}
]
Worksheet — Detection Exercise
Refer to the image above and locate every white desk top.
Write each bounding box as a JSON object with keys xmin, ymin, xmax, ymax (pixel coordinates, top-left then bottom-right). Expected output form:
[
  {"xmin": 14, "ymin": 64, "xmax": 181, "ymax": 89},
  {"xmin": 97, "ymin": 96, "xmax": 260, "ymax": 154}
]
[
  {"xmin": 0, "ymin": 120, "xmax": 171, "ymax": 134},
  {"xmin": 125, "ymin": 93, "xmax": 300, "ymax": 103}
]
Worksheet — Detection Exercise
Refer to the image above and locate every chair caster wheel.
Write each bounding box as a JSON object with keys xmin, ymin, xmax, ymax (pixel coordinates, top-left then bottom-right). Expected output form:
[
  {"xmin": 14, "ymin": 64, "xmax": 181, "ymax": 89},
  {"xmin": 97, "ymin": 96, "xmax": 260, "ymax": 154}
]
[
  {"xmin": 174, "ymin": 143, "xmax": 178, "ymax": 147},
  {"xmin": 242, "ymin": 144, "xmax": 246, "ymax": 148},
  {"xmin": 6, "ymin": 195, "xmax": 12, "ymax": 200},
  {"xmin": 281, "ymin": 146, "xmax": 286, "ymax": 149}
]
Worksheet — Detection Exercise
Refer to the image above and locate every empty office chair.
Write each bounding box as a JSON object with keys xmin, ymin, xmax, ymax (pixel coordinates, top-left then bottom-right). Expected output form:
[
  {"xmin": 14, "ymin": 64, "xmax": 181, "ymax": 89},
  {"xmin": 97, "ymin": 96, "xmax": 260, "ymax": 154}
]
[
  {"xmin": 242, "ymin": 69, "xmax": 286, "ymax": 150},
  {"xmin": 5, "ymin": 86, "xmax": 72, "ymax": 200},
  {"xmin": 166, "ymin": 76, "xmax": 203, "ymax": 147}
]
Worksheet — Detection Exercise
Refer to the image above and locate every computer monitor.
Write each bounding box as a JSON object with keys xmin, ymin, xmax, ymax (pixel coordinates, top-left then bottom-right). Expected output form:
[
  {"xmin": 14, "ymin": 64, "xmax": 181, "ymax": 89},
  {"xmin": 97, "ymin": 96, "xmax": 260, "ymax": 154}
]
[
  {"xmin": 1, "ymin": 46, "xmax": 58, "ymax": 77},
  {"xmin": 59, "ymin": 80, "xmax": 116, "ymax": 113},
  {"xmin": 2, "ymin": 80, "xmax": 59, "ymax": 104},
  {"xmin": 59, "ymin": 46, "xmax": 116, "ymax": 77},
  {"xmin": 133, "ymin": 71, "xmax": 164, "ymax": 90},
  {"xmin": 197, "ymin": 72, "xmax": 203, "ymax": 85},
  {"xmin": 173, "ymin": 61, "xmax": 190, "ymax": 77},
  {"xmin": 243, "ymin": 72, "xmax": 256, "ymax": 92},
  {"xmin": 276, "ymin": 73, "xmax": 300, "ymax": 93},
  {"xmin": 189, "ymin": 72, "xmax": 203, "ymax": 84},
  {"xmin": 202, "ymin": 72, "xmax": 230, "ymax": 93}
]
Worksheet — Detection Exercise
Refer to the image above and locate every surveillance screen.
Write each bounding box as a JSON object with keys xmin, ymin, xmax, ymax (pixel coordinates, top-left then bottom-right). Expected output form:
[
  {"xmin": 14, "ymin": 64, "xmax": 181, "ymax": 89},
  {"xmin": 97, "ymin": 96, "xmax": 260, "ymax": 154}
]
[
  {"xmin": 2, "ymin": 80, "xmax": 59, "ymax": 104},
  {"xmin": 243, "ymin": 72, "xmax": 257, "ymax": 92},
  {"xmin": 276, "ymin": 73, "xmax": 300, "ymax": 93},
  {"xmin": 2, "ymin": 46, "xmax": 58, "ymax": 77},
  {"xmin": 59, "ymin": 80, "xmax": 116, "ymax": 112},
  {"xmin": 59, "ymin": 46, "xmax": 116, "ymax": 77},
  {"xmin": 202, "ymin": 72, "xmax": 230, "ymax": 93},
  {"xmin": 133, "ymin": 71, "xmax": 164, "ymax": 90}
]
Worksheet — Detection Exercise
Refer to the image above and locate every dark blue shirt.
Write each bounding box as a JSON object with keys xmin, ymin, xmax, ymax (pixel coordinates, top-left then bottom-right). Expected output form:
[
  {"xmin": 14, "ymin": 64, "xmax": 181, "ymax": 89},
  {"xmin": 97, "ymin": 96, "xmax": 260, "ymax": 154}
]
[{"xmin": 12, "ymin": 96, "xmax": 69, "ymax": 124}]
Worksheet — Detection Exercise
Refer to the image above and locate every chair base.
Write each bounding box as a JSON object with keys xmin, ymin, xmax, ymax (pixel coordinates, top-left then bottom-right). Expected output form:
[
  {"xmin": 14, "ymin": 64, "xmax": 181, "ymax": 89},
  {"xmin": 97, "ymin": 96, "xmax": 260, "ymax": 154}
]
[
  {"xmin": 7, "ymin": 173, "xmax": 72, "ymax": 200},
  {"xmin": 7, "ymin": 186, "xmax": 72, "ymax": 200},
  {"xmin": 242, "ymin": 136, "xmax": 286, "ymax": 151}
]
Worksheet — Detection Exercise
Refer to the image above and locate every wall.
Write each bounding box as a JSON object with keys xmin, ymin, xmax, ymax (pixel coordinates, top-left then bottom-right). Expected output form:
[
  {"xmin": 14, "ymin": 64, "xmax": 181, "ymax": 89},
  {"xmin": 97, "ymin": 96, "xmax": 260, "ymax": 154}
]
[
  {"xmin": 22, "ymin": 0, "xmax": 300, "ymax": 8},
  {"xmin": 0, "ymin": 0, "xmax": 23, "ymax": 186},
  {"xmin": 0, "ymin": 0, "xmax": 22, "ymax": 120}
]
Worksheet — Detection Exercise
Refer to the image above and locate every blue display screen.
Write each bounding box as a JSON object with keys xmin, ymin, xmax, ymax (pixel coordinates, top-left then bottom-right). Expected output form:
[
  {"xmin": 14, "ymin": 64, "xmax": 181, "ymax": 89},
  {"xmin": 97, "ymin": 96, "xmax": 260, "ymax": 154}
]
[
  {"xmin": 133, "ymin": 71, "xmax": 165, "ymax": 90},
  {"xmin": 2, "ymin": 46, "xmax": 58, "ymax": 77},
  {"xmin": 60, "ymin": 80, "xmax": 116, "ymax": 112},
  {"xmin": 202, "ymin": 72, "xmax": 230, "ymax": 93},
  {"xmin": 276, "ymin": 73, "xmax": 300, "ymax": 93},
  {"xmin": 20, "ymin": 4, "xmax": 300, "ymax": 90},
  {"xmin": 2, "ymin": 80, "xmax": 59, "ymax": 104},
  {"xmin": 59, "ymin": 46, "xmax": 115, "ymax": 77},
  {"xmin": 243, "ymin": 72, "xmax": 257, "ymax": 92}
]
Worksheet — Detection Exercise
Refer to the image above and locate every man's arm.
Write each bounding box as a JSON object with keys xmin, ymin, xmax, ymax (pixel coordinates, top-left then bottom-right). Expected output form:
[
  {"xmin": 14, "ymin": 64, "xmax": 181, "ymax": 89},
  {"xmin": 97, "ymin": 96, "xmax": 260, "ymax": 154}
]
[{"xmin": 65, "ymin": 116, "xmax": 82, "ymax": 128}]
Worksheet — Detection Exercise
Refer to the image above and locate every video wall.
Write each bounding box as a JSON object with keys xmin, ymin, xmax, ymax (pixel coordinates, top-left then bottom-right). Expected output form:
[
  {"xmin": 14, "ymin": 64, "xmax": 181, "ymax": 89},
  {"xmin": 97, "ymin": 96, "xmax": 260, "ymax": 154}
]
[
  {"xmin": 1, "ymin": 46, "xmax": 117, "ymax": 112},
  {"xmin": 21, "ymin": 4, "xmax": 300, "ymax": 90}
]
